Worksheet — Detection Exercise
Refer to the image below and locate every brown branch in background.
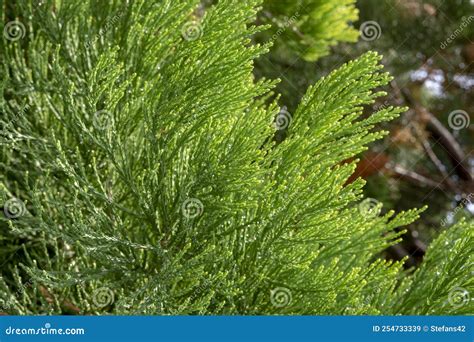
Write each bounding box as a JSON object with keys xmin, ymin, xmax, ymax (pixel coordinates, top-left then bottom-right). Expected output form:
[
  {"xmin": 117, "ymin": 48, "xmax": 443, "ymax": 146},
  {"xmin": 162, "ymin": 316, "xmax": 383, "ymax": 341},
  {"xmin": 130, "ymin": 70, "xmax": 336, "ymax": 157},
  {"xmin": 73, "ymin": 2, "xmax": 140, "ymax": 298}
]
[
  {"xmin": 398, "ymin": 86, "xmax": 472, "ymax": 183},
  {"xmin": 39, "ymin": 285, "xmax": 81, "ymax": 315},
  {"xmin": 388, "ymin": 164, "xmax": 449, "ymax": 191},
  {"xmin": 384, "ymin": 82, "xmax": 472, "ymax": 268},
  {"xmin": 413, "ymin": 125, "xmax": 459, "ymax": 193},
  {"xmin": 347, "ymin": 81, "xmax": 470, "ymax": 268},
  {"xmin": 420, "ymin": 109, "xmax": 472, "ymax": 182}
]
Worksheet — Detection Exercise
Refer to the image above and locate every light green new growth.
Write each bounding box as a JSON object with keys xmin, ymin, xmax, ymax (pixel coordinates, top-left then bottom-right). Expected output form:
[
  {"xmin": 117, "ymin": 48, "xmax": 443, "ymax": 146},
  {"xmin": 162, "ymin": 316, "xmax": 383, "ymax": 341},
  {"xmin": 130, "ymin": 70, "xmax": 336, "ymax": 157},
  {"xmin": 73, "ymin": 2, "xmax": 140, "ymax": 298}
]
[
  {"xmin": 260, "ymin": 0, "xmax": 359, "ymax": 61},
  {"xmin": 0, "ymin": 0, "xmax": 472, "ymax": 315}
]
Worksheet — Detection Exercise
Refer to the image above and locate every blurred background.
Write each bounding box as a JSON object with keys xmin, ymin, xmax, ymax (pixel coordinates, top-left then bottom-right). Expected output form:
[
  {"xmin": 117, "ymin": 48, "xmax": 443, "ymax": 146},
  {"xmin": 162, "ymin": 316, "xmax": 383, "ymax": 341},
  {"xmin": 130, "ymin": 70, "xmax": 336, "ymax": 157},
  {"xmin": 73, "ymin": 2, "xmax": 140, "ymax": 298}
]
[{"xmin": 254, "ymin": 0, "xmax": 473, "ymax": 267}]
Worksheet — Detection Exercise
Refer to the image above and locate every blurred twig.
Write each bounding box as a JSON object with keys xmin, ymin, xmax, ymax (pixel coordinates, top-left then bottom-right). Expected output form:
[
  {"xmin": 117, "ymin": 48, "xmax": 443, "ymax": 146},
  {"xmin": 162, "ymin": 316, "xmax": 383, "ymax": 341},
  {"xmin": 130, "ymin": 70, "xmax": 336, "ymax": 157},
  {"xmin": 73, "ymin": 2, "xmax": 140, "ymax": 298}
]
[{"xmin": 393, "ymin": 82, "xmax": 472, "ymax": 185}]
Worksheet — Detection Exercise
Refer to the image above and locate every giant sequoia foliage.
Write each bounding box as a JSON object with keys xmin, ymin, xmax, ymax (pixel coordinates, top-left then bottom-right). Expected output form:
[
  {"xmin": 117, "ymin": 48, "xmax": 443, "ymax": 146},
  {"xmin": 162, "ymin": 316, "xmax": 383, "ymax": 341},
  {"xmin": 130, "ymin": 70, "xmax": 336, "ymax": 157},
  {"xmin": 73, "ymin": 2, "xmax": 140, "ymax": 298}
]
[
  {"xmin": 258, "ymin": 0, "xmax": 358, "ymax": 61},
  {"xmin": 0, "ymin": 0, "xmax": 472, "ymax": 315}
]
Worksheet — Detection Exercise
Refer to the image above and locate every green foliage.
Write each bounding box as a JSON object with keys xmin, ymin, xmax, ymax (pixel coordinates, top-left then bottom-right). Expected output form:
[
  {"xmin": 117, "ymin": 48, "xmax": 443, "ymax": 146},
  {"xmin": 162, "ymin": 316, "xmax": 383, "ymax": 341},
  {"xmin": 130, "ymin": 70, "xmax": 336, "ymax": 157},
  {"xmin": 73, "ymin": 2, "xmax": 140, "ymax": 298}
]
[
  {"xmin": 259, "ymin": 0, "xmax": 359, "ymax": 62},
  {"xmin": 254, "ymin": 0, "xmax": 359, "ymax": 110},
  {"xmin": 394, "ymin": 220, "xmax": 474, "ymax": 315},
  {"xmin": 0, "ymin": 0, "xmax": 472, "ymax": 315}
]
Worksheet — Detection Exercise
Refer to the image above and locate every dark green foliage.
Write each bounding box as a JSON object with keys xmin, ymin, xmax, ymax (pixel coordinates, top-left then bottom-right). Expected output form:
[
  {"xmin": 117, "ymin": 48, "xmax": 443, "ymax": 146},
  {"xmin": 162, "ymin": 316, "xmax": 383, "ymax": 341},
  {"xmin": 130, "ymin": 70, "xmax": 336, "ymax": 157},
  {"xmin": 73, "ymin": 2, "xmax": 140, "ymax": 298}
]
[{"xmin": 357, "ymin": 0, "xmax": 474, "ymax": 72}]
